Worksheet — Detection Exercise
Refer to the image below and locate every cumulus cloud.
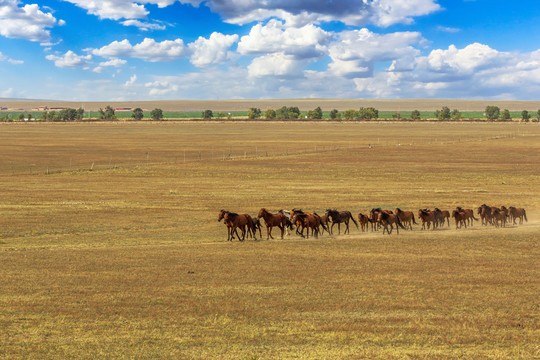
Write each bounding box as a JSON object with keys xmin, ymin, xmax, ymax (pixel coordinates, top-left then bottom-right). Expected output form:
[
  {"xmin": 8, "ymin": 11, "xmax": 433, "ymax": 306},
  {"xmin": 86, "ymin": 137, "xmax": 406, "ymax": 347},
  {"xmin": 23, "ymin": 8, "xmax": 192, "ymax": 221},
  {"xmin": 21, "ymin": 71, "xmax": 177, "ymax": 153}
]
[
  {"xmin": 92, "ymin": 38, "xmax": 185, "ymax": 62},
  {"xmin": 145, "ymin": 80, "xmax": 179, "ymax": 96},
  {"xmin": 237, "ymin": 20, "xmax": 330, "ymax": 59},
  {"xmin": 124, "ymin": 74, "xmax": 137, "ymax": 86},
  {"xmin": 248, "ymin": 53, "xmax": 308, "ymax": 78},
  {"xmin": 46, "ymin": 51, "xmax": 92, "ymax": 69},
  {"xmin": 188, "ymin": 32, "xmax": 239, "ymax": 67},
  {"xmin": 0, "ymin": 0, "xmax": 63, "ymax": 42},
  {"xmin": 328, "ymin": 28, "xmax": 424, "ymax": 78},
  {"xmin": 202, "ymin": 0, "xmax": 440, "ymax": 27}
]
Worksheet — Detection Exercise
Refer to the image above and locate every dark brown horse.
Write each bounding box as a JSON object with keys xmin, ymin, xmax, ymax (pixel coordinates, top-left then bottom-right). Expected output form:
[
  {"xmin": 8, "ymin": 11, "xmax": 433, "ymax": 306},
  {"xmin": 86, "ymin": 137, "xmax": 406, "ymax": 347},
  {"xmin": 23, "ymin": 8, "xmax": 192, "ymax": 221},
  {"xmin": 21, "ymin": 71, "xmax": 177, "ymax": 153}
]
[
  {"xmin": 325, "ymin": 209, "xmax": 358, "ymax": 235},
  {"xmin": 395, "ymin": 208, "xmax": 417, "ymax": 230},
  {"xmin": 357, "ymin": 213, "xmax": 371, "ymax": 232},
  {"xmin": 418, "ymin": 209, "xmax": 436, "ymax": 230},
  {"xmin": 218, "ymin": 210, "xmax": 255, "ymax": 241},
  {"xmin": 451, "ymin": 209, "xmax": 467, "ymax": 229},
  {"xmin": 257, "ymin": 208, "xmax": 288, "ymax": 240},
  {"xmin": 377, "ymin": 211, "xmax": 405, "ymax": 235},
  {"xmin": 433, "ymin": 208, "xmax": 450, "ymax": 227},
  {"xmin": 492, "ymin": 208, "xmax": 507, "ymax": 228},
  {"xmin": 508, "ymin": 206, "xmax": 528, "ymax": 225}
]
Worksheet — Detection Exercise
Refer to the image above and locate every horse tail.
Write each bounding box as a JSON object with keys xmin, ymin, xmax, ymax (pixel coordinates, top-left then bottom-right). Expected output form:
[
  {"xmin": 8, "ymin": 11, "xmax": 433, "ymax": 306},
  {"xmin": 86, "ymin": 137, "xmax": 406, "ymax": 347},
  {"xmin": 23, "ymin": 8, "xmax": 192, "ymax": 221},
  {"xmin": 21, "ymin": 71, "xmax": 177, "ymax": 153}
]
[
  {"xmin": 523, "ymin": 209, "xmax": 528, "ymax": 222},
  {"xmin": 320, "ymin": 220, "xmax": 329, "ymax": 233},
  {"xmin": 349, "ymin": 213, "xmax": 359, "ymax": 229},
  {"xmin": 412, "ymin": 213, "xmax": 417, "ymax": 224},
  {"xmin": 471, "ymin": 214, "xmax": 478, "ymax": 221}
]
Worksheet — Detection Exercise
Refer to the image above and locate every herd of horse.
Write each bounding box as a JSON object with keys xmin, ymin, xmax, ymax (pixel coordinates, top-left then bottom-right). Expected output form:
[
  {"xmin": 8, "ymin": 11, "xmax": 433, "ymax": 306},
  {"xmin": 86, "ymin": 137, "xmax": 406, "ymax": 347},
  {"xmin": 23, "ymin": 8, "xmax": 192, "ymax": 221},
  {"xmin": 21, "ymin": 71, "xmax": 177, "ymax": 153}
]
[{"xmin": 218, "ymin": 205, "xmax": 528, "ymax": 241}]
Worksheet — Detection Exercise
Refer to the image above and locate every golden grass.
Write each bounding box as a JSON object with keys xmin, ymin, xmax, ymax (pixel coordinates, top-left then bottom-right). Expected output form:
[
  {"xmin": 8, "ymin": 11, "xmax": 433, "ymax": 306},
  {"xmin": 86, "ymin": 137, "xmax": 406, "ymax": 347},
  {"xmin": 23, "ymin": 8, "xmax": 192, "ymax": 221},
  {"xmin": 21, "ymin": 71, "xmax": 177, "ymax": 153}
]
[{"xmin": 0, "ymin": 122, "xmax": 539, "ymax": 358}]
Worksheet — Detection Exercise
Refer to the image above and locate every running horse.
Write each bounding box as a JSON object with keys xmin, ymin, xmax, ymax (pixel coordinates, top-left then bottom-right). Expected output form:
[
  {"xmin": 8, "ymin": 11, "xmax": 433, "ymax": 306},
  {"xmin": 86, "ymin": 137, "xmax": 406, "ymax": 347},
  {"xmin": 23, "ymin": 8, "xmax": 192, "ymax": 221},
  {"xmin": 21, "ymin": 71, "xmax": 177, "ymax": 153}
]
[
  {"xmin": 377, "ymin": 211, "xmax": 405, "ymax": 235},
  {"xmin": 395, "ymin": 208, "xmax": 417, "ymax": 230},
  {"xmin": 451, "ymin": 209, "xmax": 467, "ymax": 229},
  {"xmin": 418, "ymin": 209, "xmax": 436, "ymax": 230},
  {"xmin": 257, "ymin": 208, "xmax": 288, "ymax": 240},
  {"xmin": 456, "ymin": 207, "xmax": 478, "ymax": 226},
  {"xmin": 290, "ymin": 212, "xmax": 321, "ymax": 238},
  {"xmin": 218, "ymin": 210, "xmax": 256, "ymax": 241},
  {"xmin": 325, "ymin": 209, "xmax": 358, "ymax": 235},
  {"xmin": 508, "ymin": 206, "xmax": 528, "ymax": 225}
]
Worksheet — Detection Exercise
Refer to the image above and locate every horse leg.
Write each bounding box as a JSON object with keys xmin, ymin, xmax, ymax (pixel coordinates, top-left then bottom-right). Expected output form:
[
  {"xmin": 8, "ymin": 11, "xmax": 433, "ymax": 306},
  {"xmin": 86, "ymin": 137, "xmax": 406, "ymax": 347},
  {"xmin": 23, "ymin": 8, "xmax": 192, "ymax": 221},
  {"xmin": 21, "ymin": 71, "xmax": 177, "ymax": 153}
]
[
  {"xmin": 345, "ymin": 220, "xmax": 350, "ymax": 234},
  {"xmin": 267, "ymin": 226, "xmax": 273, "ymax": 240},
  {"xmin": 280, "ymin": 225, "xmax": 284, "ymax": 239}
]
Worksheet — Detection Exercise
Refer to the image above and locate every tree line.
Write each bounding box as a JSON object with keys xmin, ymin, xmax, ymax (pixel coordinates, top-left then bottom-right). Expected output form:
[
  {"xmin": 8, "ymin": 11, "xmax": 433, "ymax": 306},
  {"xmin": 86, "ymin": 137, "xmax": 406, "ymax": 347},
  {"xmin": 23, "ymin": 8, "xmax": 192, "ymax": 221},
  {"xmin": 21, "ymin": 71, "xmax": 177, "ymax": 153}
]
[{"xmin": 1, "ymin": 105, "xmax": 539, "ymax": 122}]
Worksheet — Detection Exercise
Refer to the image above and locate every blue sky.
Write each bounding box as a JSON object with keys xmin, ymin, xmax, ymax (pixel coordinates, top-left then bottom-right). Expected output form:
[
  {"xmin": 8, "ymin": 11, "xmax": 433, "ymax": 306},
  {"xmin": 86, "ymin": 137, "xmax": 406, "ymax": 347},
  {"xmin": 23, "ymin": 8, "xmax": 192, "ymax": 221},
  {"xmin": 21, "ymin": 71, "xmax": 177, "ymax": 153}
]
[{"xmin": 0, "ymin": 0, "xmax": 539, "ymax": 101}]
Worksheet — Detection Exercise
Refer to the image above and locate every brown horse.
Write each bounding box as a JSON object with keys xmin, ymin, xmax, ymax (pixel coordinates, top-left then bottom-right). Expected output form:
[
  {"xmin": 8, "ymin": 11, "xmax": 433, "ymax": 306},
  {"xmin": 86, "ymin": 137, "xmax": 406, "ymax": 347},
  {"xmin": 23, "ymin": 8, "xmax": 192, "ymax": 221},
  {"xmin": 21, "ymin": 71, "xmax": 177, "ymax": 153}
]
[
  {"xmin": 492, "ymin": 208, "xmax": 507, "ymax": 228},
  {"xmin": 325, "ymin": 209, "xmax": 358, "ymax": 235},
  {"xmin": 291, "ymin": 212, "xmax": 321, "ymax": 238},
  {"xmin": 218, "ymin": 210, "xmax": 255, "ymax": 241},
  {"xmin": 290, "ymin": 209, "xmax": 328, "ymax": 237},
  {"xmin": 377, "ymin": 211, "xmax": 405, "ymax": 235},
  {"xmin": 451, "ymin": 209, "xmax": 467, "ymax": 229},
  {"xmin": 357, "ymin": 213, "xmax": 371, "ymax": 232},
  {"xmin": 508, "ymin": 206, "xmax": 528, "ymax": 225},
  {"xmin": 456, "ymin": 207, "xmax": 477, "ymax": 226},
  {"xmin": 434, "ymin": 208, "xmax": 450, "ymax": 227},
  {"xmin": 478, "ymin": 204, "xmax": 498, "ymax": 226},
  {"xmin": 369, "ymin": 208, "xmax": 392, "ymax": 231},
  {"xmin": 319, "ymin": 213, "xmax": 332, "ymax": 235},
  {"xmin": 257, "ymin": 208, "xmax": 288, "ymax": 240},
  {"xmin": 418, "ymin": 209, "xmax": 436, "ymax": 230},
  {"xmin": 395, "ymin": 208, "xmax": 417, "ymax": 230}
]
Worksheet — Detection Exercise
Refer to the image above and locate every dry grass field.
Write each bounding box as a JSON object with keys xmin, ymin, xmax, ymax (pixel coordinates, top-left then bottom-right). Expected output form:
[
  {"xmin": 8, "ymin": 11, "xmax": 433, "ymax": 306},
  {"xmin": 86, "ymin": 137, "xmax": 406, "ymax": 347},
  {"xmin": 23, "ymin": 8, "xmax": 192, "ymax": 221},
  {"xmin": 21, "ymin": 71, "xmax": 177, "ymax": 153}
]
[{"xmin": 0, "ymin": 122, "xmax": 539, "ymax": 359}]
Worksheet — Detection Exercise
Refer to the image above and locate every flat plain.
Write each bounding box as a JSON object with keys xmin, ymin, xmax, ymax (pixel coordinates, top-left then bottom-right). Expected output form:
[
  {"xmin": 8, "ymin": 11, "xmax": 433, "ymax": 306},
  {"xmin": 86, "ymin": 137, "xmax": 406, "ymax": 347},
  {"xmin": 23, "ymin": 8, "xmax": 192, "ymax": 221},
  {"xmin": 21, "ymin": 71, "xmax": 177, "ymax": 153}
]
[{"xmin": 0, "ymin": 121, "xmax": 539, "ymax": 359}]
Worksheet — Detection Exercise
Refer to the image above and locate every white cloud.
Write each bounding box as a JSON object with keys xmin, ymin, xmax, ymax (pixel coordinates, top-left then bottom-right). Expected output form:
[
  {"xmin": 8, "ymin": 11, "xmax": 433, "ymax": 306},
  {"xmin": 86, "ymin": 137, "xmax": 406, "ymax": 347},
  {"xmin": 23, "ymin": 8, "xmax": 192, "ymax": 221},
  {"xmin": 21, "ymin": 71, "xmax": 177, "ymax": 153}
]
[
  {"xmin": 61, "ymin": 0, "xmax": 201, "ymax": 21},
  {"xmin": 328, "ymin": 28, "xmax": 423, "ymax": 78},
  {"xmin": 0, "ymin": 0, "xmax": 63, "ymax": 42},
  {"xmin": 121, "ymin": 19, "xmax": 166, "ymax": 31},
  {"xmin": 145, "ymin": 80, "xmax": 179, "ymax": 96},
  {"xmin": 188, "ymin": 32, "xmax": 239, "ymax": 67},
  {"xmin": 46, "ymin": 50, "xmax": 92, "ymax": 69},
  {"xmin": 92, "ymin": 38, "xmax": 185, "ymax": 62},
  {"xmin": 237, "ymin": 20, "xmax": 330, "ymax": 59},
  {"xmin": 0, "ymin": 51, "xmax": 23, "ymax": 64},
  {"xmin": 202, "ymin": 0, "xmax": 440, "ymax": 27},
  {"xmin": 248, "ymin": 53, "xmax": 307, "ymax": 78},
  {"xmin": 1, "ymin": 88, "xmax": 14, "ymax": 97},
  {"xmin": 124, "ymin": 74, "xmax": 137, "ymax": 86}
]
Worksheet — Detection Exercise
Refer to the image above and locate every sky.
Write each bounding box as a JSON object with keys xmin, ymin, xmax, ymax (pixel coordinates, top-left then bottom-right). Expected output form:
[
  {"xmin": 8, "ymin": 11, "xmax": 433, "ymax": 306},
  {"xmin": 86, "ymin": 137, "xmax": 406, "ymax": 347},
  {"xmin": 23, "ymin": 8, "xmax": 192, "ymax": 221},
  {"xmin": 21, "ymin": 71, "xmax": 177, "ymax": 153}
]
[{"xmin": 0, "ymin": 0, "xmax": 539, "ymax": 101}]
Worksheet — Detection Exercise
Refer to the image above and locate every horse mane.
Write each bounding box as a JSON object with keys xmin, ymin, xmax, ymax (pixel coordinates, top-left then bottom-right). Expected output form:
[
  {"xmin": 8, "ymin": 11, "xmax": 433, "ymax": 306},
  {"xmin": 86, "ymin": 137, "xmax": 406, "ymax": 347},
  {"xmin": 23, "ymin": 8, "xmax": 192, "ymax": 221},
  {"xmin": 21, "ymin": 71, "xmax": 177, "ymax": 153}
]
[
  {"xmin": 228, "ymin": 212, "xmax": 238, "ymax": 217},
  {"xmin": 420, "ymin": 209, "xmax": 429, "ymax": 215},
  {"xmin": 396, "ymin": 208, "xmax": 402, "ymax": 213}
]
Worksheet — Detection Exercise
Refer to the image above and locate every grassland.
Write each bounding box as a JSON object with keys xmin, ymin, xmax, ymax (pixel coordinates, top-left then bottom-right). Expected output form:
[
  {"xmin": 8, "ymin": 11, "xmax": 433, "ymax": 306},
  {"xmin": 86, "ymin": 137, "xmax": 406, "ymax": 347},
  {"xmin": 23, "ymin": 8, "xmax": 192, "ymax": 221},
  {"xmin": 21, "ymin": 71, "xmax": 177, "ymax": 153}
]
[{"xmin": 0, "ymin": 122, "xmax": 539, "ymax": 358}]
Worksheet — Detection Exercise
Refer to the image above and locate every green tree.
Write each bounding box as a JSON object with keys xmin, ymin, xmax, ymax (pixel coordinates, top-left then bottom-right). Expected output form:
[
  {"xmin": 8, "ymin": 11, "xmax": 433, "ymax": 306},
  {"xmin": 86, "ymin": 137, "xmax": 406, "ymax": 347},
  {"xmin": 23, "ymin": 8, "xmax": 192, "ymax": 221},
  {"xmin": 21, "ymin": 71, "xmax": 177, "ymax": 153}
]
[
  {"xmin": 451, "ymin": 109, "xmax": 462, "ymax": 120},
  {"xmin": 500, "ymin": 109, "xmax": 511, "ymax": 121},
  {"xmin": 392, "ymin": 112, "xmax": 401, "ymax": 120},
  {"xmin": 275, "ymin": 106, "xmax": 300, "ymax": 119},
  {"xmin": 306, "ymin": 106, "xmax": 323, "ymax": 119},
  {"xmin": 41, "ymin": 111, "xmax": 48, "ymax": 121},
  {"xmin": 151, "ymin": 108, "xmax": 164, "ymax": 121},
  {"xmin": 18, "ymin": 113, "xmax": 25, "ymax": 121},
  {"xmin": 264, "ymin": 109, "xmax": 276, "ymax": 120},
  {"xmin": 411, "ymin": 110, "xmax": 421, "ymax": 120},
  {"xmin": 329, "ymin": 109, "xmax": 339, "ymax": 119},
  {"xmin": 132, "ymin": 108, "xmax": 144, "ymax": 121},
  {"xmin": 537, "ymin": 109, "xmax": 540, "ymax": 121},
  {"xmin": 201, "ymin": 109, "xmax": 213, "ymax": 119},
  {"xmin": 358, "ymin": 107, "xmax": 378, "ymax": 120},
  {"xmin": 27, "ymin": 113, "xmax": 32, "ymax": 121},
  {"xmin": 248, "ymin": 108, "xmax": 261, "ymax": 119},
  {"xmin": 76, "ymin": 108, "xmax": 84, "ymax": 121},
  {"xmin": 521, "ymin": 110, "xmax": 530, "ymax": 122},
  {"xmin": 485, "ymin": 106, "xmax": 500, "ymax": 121},
  {"xmin": 343, "ymin": 109, "xmax": 359, "ymax": 120},
  {"xmin": 435, "ymin": 106, "xmax": 451, "ymax": 120},
  {"xmin": 99, "ymin": 106, "xmax": 116, "ymax": 120}
]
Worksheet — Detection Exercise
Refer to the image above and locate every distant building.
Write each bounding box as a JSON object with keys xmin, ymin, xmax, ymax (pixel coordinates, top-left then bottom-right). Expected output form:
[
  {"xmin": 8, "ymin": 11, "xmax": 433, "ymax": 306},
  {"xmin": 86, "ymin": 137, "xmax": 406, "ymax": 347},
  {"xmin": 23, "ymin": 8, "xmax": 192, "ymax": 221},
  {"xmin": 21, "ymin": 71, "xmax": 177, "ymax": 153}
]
[{"xmin": 115, "ymin": 107, "xmax": 132, "ymax": 111}]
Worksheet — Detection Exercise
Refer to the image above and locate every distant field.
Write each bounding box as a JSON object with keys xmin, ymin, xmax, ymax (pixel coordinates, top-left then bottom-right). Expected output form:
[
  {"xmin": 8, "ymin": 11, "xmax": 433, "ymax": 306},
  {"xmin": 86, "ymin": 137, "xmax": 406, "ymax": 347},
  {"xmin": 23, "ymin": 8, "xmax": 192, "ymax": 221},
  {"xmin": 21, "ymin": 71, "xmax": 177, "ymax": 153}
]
[
  {"xmin": 2, "ymin": 98, "xmax": 540, "ymax": 113},
  {"xmin": 0, "ymin": 122, "xmax": 539, "ymax": 358}
]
